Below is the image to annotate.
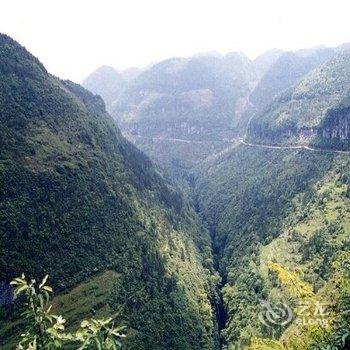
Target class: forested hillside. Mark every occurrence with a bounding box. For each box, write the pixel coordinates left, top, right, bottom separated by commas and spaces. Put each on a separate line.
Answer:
192, 45, 350, 349
194, 45, 350, 350
248, 50, 350, 149
0, 34, 218, 350
1, 31, 349, 350
82, 45, 345, 183
112, 52, 256, 140
249, 48, 336, 113
195, 144, 350, 349
83, 53, 257, 178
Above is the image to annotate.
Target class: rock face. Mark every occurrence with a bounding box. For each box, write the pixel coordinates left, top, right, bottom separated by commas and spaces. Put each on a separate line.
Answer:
247, 51, 350, 149
315, 105, 350, 149
321, 107, 350, 140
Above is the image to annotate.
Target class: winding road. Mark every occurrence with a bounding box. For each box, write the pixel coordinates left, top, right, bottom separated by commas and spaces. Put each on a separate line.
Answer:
132, 134, 350, 155
240, 139, 350, 155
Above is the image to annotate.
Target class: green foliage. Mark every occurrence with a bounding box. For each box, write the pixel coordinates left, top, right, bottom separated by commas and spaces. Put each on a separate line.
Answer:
309, 253, 350, 350
2, 32, 350, 350
10, 274, 125, 350
250, 49, 335, 113
194, 144, 350, 348
75, 318, 125, 350
0, 34, 216, 350
245, 337, 286, 350
267, 262, 314, 299
248, 51, 350, 149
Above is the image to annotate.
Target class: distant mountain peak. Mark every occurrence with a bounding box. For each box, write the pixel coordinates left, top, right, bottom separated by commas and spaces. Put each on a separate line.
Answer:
82, 65, 125, 109
192, 51, 223, 58
252, 48, 284, 79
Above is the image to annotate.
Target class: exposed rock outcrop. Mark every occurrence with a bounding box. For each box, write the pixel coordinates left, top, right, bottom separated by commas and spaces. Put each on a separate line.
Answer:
320, 106, 350, 140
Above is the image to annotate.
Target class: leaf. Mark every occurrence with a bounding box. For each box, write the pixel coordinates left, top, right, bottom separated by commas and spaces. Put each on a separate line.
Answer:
38, 294, 44, 309
14, 285, 28, 295
94, 337, 102, 350
81, 320, 90, 328
39, 275, 49, 289
42, 285, 53, 293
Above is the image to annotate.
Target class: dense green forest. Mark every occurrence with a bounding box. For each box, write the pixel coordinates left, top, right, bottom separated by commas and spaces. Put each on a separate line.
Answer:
1, 32, 349, 350
195, 144, 350, 349
0, 34, 218, 349
248, 51, 350, 148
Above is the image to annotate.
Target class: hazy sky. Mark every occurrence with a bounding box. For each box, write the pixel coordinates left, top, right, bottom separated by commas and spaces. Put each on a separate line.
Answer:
1, 0, 349, 82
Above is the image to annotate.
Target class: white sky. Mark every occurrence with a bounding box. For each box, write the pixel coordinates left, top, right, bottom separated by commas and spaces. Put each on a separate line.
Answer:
0, 0, 349, 82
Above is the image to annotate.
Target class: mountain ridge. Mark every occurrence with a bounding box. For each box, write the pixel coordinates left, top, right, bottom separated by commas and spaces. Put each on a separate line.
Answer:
0, 33, 218, 350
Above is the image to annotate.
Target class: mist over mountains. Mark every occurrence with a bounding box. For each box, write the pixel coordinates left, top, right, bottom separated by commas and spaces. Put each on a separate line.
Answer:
83, 43, 350, 176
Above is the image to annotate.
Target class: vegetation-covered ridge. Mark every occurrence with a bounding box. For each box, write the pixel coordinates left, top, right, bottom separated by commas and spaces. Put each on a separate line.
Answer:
247, 50, 350, 150
82, 44, 349, 186
0, 33, 219, 349
107, 52, 258, 178
1, 32, 350, 350
194, 143, 350, 349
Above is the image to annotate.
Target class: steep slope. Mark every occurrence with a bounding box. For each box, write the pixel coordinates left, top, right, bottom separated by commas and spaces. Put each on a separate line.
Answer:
247, 50, 350, 149
82, 65, 126, 109
193, 47, 350, 349
113, 53, 255, 140
0, 34, 218, 350
195, 143, 350, 349
109, 53, 256, 179
194, 47, 350, 350
249, 48, 336, 114
253, 49, 284, 80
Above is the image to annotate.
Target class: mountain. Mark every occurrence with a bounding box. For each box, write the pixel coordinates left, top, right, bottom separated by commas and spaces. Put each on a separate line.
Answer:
107, 53, 257, 180
82, 65, 126, 109
247, 50, 350, 149
194, 143, 350, 349
112, 53, 256, 140
121, 66, 142, 82
252, 48, 284, 80
0, 34, 218, 350
191, 46, 350, 349
222, 52, 258, 91
249, 47, 336, 114
3, 32, 349, 350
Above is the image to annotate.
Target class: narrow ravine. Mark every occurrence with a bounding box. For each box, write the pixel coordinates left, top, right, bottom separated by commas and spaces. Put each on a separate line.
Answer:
215, 281, 228, 349
206, 224, 229, 349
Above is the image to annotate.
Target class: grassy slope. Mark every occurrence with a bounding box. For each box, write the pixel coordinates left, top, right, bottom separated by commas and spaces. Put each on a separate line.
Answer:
0, 34, 217, 350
